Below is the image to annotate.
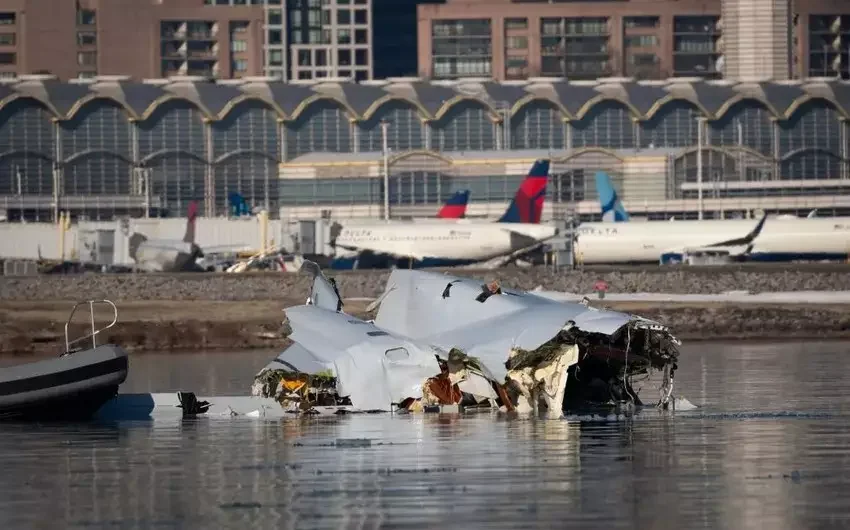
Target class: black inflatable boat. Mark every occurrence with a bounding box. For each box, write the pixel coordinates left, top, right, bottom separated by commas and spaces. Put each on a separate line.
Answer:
0, 300, 129, 421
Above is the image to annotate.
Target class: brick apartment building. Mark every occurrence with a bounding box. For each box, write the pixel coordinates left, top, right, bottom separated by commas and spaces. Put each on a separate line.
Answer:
416, 0, 850, 82
0, 0, 412, 81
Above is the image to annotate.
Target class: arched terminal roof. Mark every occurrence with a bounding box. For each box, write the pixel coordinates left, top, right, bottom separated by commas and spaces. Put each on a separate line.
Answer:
0, 74, 848, 122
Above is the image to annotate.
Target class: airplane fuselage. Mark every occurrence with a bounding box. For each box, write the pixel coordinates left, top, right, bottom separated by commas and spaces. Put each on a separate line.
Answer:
332, 222, 557, 269
574, 217, 850, 264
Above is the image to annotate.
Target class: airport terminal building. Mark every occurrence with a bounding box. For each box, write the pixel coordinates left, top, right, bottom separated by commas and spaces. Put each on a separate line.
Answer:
0, 74, 849, 222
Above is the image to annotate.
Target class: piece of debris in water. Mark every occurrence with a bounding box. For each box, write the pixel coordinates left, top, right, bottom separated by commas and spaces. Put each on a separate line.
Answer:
251, 368, 352, 412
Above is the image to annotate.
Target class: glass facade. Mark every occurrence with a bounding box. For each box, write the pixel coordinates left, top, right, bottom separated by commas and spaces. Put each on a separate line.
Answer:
0, 80, 847, 220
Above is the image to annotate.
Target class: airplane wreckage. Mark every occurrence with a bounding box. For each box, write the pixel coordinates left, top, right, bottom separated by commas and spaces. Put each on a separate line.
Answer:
250, 261, 683, 418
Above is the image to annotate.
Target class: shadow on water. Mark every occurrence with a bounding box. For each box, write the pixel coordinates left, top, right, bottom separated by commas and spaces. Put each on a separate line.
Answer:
1, 341, 850, 529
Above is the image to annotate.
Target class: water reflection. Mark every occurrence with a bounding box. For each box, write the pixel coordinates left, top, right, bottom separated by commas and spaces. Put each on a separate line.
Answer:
0, 341, 849, 529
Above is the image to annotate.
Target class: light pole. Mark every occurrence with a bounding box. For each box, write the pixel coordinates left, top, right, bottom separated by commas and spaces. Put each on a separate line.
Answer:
696, 117, 706, 220
380, 119, 390, 221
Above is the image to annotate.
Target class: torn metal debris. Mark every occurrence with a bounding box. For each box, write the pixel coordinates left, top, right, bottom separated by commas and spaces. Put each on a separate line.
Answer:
252, 261, 683, 416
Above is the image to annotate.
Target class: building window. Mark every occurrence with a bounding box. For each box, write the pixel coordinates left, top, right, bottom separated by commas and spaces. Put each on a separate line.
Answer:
77, 51, 96, 67
337, 9, 350, 25
506, 36, 527, 50
505, 57, 528, 80
316, 49, 327, 66
338, 29, 351, 44
354, 9, 367, 25
232, 59, 248, 72
0, 13, 15, 25
231, 39, 247, 52
77, 32, 96, 46
338, 49, 351, 66
355, 49, 368, 66
0, 71, 15, 79
808, 15, 850, 79
624, 35, 658, 48
0, 33, 14, 45
355, 29, 368, 44
431, 19, 492, 79
268, 9, 283, 26
672, 16, 720, 78
298, 49, 311, 66
78, 71, 97, 79
268, 29, 282, 44
625, 16, 659, 29
541, 17, 610, 79
269, 49, 283, 66
505, 18, 528, 31
77, 9, 96, 26
232, 21, 248, 33
0, 52, 15, 65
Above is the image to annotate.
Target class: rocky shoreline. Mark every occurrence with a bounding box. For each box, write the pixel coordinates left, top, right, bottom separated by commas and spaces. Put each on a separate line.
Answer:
1, 298, 848, 357
2, 265, 850, 302
2, 267, 850, 356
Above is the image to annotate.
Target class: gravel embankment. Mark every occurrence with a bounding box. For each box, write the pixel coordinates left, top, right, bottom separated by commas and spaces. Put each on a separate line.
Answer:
3, 267, 850, 355
2, 266, 850, 301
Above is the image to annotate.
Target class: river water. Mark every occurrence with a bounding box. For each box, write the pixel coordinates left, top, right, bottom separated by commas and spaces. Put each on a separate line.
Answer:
1, 341, 849, 529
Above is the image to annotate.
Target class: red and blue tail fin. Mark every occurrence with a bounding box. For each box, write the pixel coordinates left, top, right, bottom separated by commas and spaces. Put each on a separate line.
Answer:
497, 159, 550, 224
437, 189, 470, 219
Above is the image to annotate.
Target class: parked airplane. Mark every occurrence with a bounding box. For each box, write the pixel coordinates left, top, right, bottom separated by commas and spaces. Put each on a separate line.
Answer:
575, 173, 850, 264
128, 201, 206, 272
435, 189, 471, 219
330, 159, 555, 269
596, 171, 629, 222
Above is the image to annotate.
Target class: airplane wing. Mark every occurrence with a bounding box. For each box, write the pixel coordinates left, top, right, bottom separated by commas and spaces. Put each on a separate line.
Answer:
332, 239, 429, 261
201, 244, 253, 254
659, 213, 768, 262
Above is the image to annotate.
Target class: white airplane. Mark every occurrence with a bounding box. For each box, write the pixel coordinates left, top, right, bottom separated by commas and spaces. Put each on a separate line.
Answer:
574, 172, 850, 264
128, 202, 206, 272
329, 159, 556, 269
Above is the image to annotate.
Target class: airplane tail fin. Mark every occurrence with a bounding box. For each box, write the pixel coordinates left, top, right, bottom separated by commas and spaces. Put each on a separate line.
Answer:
436, 189, 470, 219
183, 201, 198, 243
596, 171, 630, 222
128, 233, 148, 261
229, 192, 251, 217
300, 260, 344, 312
497, 159, 550, 224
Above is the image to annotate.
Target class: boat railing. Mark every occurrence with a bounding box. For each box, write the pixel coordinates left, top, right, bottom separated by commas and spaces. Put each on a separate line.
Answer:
64, 300, 119, 353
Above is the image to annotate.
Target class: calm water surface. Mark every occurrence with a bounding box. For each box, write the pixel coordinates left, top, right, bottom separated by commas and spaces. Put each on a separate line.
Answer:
2, 341, 850, 529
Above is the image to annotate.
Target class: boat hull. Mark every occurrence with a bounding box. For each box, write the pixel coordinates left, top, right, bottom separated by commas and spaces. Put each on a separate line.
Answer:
0, 344, 129, 421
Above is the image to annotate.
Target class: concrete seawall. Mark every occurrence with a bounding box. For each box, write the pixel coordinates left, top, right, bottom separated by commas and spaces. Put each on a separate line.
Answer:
3, 266, 850, 301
